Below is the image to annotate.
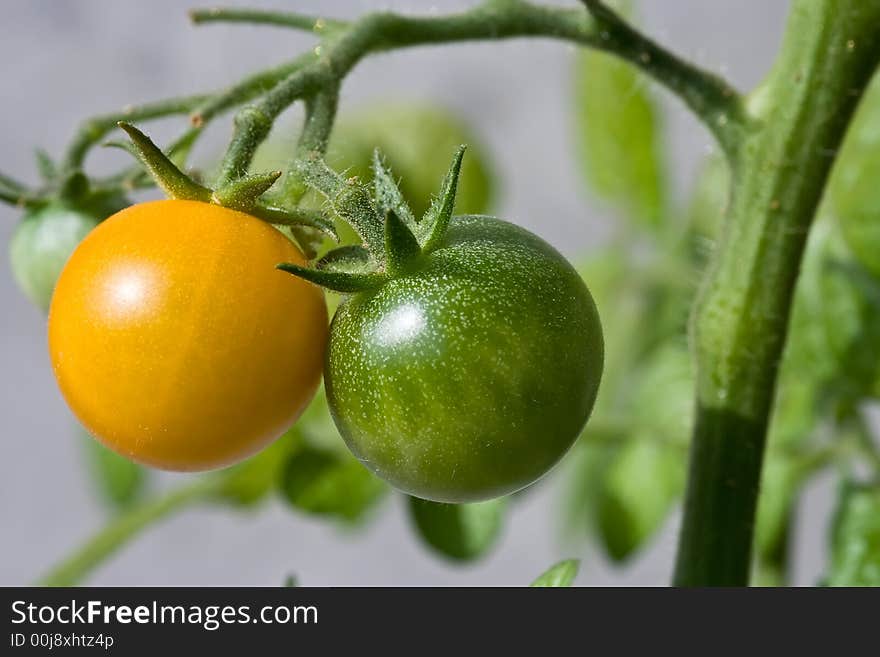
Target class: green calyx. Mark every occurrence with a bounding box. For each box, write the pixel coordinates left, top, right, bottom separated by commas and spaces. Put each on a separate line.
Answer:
277, 145, 467, 293
108, 122, 337, 240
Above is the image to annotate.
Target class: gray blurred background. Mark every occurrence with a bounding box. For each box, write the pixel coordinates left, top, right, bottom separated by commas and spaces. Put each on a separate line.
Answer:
2, 0, 832, 586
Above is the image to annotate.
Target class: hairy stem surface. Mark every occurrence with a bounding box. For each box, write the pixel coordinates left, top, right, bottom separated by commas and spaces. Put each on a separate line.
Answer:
675, 0, 880, 586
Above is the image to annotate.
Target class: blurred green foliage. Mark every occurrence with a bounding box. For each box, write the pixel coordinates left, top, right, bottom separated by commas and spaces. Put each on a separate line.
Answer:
827, 480, 880, 586
408, 497, 507, 561
565, 7, 880, 583
63, 30, 880, 585
573, 0, 666, 231
530, 559, 579, 587
81, 430, 147, 511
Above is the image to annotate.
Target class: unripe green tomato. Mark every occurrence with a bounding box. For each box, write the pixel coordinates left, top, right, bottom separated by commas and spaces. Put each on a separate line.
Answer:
325, 215, 604, 503
10, 204, 102, 311
829, 73, 880, 276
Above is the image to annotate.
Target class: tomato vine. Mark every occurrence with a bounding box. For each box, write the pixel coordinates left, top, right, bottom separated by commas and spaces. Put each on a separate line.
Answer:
3, 0, 880, 587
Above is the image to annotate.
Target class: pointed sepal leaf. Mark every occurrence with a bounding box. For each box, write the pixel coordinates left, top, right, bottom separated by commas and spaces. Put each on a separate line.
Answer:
372, 149, 416, 227
112, 122, 212, 202
421, 145, 466, 253
0, 170, 28, 194
530, 559, 580, 587
213, 170, 281, 210
277, 262, 385, 293
385, 210, 422, 276
59, 171, 91, 203
295, 156, 384, 259
252, 204, 338, 240
34, 149, 58, 182
0, 189, 43, 209
317, 245, 373, 273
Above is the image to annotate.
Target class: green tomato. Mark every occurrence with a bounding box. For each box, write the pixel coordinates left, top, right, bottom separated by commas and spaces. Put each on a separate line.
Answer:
9, 196, 126, 311
324, 215, 604, 503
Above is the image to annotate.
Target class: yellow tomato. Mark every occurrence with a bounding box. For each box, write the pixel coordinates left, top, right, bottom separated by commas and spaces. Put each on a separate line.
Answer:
48, 200, 327, 471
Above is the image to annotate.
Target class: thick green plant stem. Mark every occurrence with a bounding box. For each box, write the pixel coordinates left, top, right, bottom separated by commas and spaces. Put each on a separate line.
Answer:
214, 0, 744, 184
38, 478, 221, 586
675, 0, 880, 586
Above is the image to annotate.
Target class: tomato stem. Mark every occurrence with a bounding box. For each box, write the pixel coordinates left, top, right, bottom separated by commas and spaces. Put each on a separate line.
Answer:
189, 7, 349, 36
213, 0, 747, 189
61, 94, 210, 173
675, 0, 880, 586
277, 86, 340, 205
37, 477, 223, 587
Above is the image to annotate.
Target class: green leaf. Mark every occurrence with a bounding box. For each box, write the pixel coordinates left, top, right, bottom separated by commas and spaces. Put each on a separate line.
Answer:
561, 435, 621, 542
276, 262, 386, 294
421, 145, 466, 252
629, 345, 694, 441
530, 559, 580, 587
788, 219, 880, 400
408, 496, 506, 562
829, 72, 880, 277
752, 456, 799, 566
573, 6, 666, 231
280, 445, 388, 524
81, 432, 147, 511
384, 210, 422, 276
826, 480, 880, 586
595, 439, 684, 562
216, 429, 301, 507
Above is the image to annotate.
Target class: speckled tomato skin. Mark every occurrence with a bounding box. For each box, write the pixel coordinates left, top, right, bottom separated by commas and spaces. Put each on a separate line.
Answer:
325, 215, 604, 502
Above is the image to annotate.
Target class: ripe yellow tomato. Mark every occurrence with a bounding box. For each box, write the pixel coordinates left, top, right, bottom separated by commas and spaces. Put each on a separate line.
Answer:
48, 200, 327, 471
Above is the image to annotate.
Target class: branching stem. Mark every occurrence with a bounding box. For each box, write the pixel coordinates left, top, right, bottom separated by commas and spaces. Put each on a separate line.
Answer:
61, 94, 211, 172
213, 0, 746, 184
675, 0, 880, 586
190, 7, 349, 35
